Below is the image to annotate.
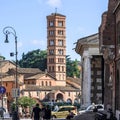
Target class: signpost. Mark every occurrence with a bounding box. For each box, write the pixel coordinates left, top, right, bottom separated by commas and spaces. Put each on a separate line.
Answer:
0, 86, 6, 94
11, 88, 20, 98
0, 86, 6, 120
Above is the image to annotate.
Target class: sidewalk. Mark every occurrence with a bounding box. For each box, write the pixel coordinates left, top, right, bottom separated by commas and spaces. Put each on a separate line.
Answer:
0, 118, 32, 120
74, 112, 96, 120
20, 118, 32, 120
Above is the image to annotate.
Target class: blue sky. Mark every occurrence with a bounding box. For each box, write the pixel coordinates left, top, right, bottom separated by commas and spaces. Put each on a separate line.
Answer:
0, 0, 108, 61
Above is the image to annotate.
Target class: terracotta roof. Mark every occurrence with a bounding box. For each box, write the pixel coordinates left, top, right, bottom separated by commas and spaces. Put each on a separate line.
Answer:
23, 85, 80, 92
47, 13, 66, 17
66, 77, 81, 85
0, 60, 16, 68
18, 68, 43, 74
25, 72, 56, 80
1, 75, 15, 82
25, 73, 45, 80
77, 33, 99, 44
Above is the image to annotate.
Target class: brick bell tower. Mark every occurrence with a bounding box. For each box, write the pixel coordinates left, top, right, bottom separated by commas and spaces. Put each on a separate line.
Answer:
46, 13, 66, 86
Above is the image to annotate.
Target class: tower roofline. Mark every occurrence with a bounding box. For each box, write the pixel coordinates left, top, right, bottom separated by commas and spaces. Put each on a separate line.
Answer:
47, 13, 66, 17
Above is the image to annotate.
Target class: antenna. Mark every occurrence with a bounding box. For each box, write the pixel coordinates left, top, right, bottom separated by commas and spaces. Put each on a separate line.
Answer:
55, 8, 57, 13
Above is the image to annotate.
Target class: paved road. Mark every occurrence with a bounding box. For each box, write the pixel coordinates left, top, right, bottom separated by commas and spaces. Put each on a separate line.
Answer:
74, 112, 95, 120
0, 118, 66, 120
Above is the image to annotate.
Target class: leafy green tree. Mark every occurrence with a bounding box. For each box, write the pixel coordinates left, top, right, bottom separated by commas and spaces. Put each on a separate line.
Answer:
18, 49, 80, 78
18, 96, 36, 108
66, 55, 80, 78
0, 56, 5, 60
18, 49, 47, 71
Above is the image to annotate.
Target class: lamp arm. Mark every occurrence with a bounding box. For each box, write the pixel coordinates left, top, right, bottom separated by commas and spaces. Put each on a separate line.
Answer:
3, 26, 16, 37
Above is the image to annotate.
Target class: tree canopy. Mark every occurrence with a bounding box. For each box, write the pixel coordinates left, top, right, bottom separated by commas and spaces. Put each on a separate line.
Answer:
66, 55, 80, 78
18, 96, 36, 108
18, 49, 47, 71
18, 49, 80, 78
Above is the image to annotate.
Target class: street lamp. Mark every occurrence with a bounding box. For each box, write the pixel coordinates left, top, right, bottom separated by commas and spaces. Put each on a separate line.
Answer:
3, 26, 19, 119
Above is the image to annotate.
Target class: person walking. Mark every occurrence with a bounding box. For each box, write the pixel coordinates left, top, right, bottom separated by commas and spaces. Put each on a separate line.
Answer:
44, 105, 51, 120
66, 110, 74, 120
31, 103, 41, 120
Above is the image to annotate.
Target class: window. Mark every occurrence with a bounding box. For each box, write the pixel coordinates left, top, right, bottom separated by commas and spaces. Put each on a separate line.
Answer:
58, 30, 63, 35
58, 49, 63, 55
62, 74, 64, 80
97, 71, 101, 75
49, 81, 51, 86
6, 92, 8, 97
118, 35, 120, 45
46, 81, 48, 86
49, 66, 51, 72
49, 21, 54, 26
50, 40, 54, 46
58, 66, 60, 71
52, 66, 54, 71
58, 21, 63, 27
68, 92, 70, 96
49, 49, 54, 55
58, 58, 64, 63
37, 91, 39, 96
42, 81, 44, 86
59, 108, 66, 112
49, 58, 54, 63
59, 74, 61, 80
58, 40, 63, 46
62, 66, 64, 71
49, 30, 54, 35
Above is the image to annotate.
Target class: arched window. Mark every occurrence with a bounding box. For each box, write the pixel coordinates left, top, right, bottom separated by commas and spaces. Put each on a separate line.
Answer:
49, 81, 51, 86
42, 81, 44, 86
46, 81, 48, 86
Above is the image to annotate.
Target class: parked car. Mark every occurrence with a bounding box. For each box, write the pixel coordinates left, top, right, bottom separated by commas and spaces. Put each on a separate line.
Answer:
51, 105, 77, 118
78, 104, 104, 114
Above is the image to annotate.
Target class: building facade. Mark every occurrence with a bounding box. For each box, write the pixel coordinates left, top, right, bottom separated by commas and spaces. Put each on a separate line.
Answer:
99, 0, 120, 119
0, 13, 81, 112
47, 13, 66, 86
75, 33, 104, 107
114, 1, 120, 118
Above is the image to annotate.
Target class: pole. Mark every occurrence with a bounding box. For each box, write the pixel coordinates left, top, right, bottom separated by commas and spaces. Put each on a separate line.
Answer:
0, 65, 4, 120
3, 26, 19, 120
15, 35, 18, 114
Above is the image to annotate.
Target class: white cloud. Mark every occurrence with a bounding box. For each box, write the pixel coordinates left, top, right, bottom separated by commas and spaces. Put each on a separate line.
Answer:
31, 39, 46, 46
46, 0, 61, 8
18, 41, 23, 48
37, 0, 43, 4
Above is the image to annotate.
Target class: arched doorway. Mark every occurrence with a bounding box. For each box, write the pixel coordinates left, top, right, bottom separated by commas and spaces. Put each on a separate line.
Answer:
56, 93, 63, 102
67, 98, 72, 104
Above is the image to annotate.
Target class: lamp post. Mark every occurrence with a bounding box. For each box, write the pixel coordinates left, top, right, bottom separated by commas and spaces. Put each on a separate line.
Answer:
3, 26, 19, 119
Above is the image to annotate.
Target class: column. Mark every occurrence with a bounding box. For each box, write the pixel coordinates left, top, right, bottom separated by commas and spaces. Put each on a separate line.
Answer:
82, 55, 91, 107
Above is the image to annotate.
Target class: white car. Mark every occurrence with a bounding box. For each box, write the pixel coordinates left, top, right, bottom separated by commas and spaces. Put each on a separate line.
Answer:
79, 104, 104, 114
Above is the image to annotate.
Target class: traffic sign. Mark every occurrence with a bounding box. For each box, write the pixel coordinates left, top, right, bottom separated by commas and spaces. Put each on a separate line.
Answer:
11, 88, 20, 98
0, 86, 6, 94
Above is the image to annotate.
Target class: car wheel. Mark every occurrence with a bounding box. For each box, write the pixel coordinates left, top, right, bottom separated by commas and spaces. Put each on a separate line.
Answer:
51, 115, 56, 119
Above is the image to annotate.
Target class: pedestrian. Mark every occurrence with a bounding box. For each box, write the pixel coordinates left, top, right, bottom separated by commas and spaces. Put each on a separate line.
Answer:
66, 110, 74, 120
31, 103, 41, 120
40, 104, 45, 120
54, 105, 59, 111
44, 105, 51, 120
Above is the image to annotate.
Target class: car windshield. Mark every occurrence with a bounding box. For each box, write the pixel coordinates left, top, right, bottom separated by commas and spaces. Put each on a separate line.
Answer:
87, 106, 94, 111
79, 106, 87, 111
53, 108, 59, 112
